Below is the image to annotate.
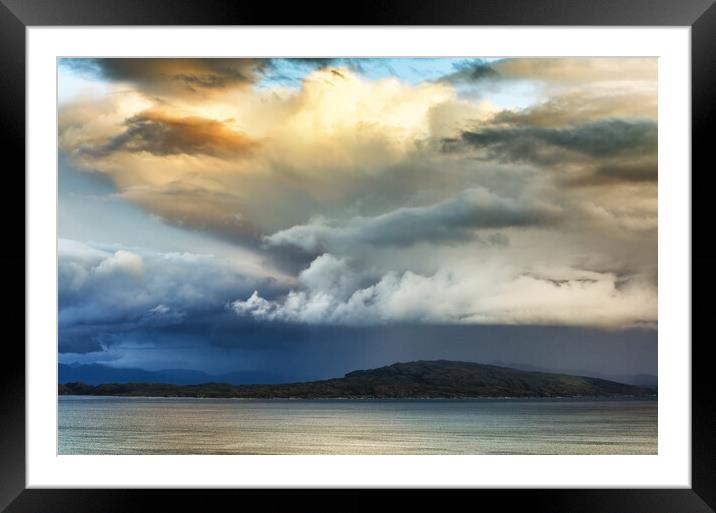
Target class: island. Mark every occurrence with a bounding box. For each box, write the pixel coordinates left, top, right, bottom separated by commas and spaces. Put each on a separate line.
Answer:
58, 360, 656, 399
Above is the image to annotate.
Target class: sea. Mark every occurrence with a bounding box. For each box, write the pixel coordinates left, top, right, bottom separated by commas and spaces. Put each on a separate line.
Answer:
58, 396, 657, 455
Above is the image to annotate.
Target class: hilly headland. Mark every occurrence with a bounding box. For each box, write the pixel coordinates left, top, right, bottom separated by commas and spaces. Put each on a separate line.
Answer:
58, 360, 655, 399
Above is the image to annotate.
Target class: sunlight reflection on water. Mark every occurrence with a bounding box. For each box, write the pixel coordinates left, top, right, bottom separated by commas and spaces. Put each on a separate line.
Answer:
58, 397, 657, 455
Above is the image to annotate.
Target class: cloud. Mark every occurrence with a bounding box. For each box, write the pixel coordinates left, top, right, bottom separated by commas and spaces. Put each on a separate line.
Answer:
437, 58, 657, 86
451, 119, 657, 164
296, 254, 365, 299
490, 58, 657, 84
93, 249, 144, 277
576, 201, 658, 233
493, 89, 658, 128
58, 239, 283, 353
570, 159, 657, 186
435, 58, 658, 191
58, 58, 659, 334
265, 188, 559, 252
141, 304, 186, 326
443, 119, 658, 190
62, 65, 458, 172
232, 254, 657, 329
62, 58, 269, 94
116, 182, 262, 245
438, 60, 499, 83
82, 109, 257, 158
59, 67, 470, 248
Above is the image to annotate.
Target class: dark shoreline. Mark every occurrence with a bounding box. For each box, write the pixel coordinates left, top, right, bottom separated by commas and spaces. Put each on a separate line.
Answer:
58, 360, 656, 400
59, 394, 658, 401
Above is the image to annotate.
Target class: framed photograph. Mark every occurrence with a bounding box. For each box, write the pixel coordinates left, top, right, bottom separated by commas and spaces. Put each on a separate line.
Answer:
3, 0, 714, 510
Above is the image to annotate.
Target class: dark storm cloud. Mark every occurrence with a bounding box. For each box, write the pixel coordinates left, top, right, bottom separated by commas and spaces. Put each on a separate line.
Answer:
593, 160, 657, 183
57, 239, 288, 354
454, 119, 656, 160
565, 159, 658, 187
260, 243, 319, 277
58, 329, 105, 354
265, 188, 560, 252
437, 59, 499, 83
62, 58, 270, 92
444, 120, 657, 179
82, 110, 257, 158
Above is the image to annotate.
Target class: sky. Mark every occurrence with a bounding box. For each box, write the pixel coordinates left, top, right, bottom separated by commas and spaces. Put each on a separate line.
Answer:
57, 57, 658, 382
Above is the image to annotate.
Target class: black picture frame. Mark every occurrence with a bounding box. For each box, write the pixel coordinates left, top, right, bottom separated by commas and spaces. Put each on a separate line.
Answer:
2, 0, 714, 511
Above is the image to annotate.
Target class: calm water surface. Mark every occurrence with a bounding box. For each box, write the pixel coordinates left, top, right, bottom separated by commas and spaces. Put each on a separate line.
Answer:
58, 396, 657, 455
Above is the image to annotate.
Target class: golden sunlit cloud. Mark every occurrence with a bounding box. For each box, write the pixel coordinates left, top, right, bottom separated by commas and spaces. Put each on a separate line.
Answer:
59, 57, 658, 328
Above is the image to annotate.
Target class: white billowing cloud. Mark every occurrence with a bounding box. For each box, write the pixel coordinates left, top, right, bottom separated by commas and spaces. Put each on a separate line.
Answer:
231, 254, 656, 329
264, 188, 560, 253
94, 249, 144, 278
297, 254, 364, 300
233, 254, 367, 324
263, 68, 455, 169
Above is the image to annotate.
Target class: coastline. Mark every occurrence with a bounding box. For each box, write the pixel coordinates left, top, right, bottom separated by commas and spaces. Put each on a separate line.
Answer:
59, 393, 658, 401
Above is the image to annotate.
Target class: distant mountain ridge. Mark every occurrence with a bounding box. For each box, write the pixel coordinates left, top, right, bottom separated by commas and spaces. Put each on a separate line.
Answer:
59, 360, 655, 399
58, 363, 286, 386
